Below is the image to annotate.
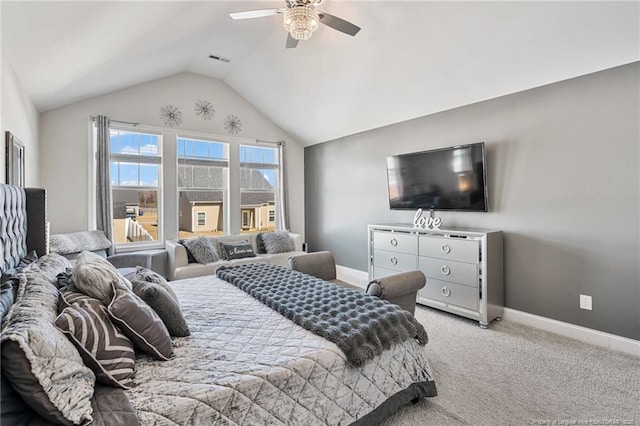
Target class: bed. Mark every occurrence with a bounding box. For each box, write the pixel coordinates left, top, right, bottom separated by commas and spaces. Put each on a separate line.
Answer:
0, 184, 437, 425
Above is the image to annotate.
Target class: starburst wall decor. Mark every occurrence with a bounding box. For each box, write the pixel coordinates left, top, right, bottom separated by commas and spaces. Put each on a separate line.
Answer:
194, 100, 215, 120
159, 105, 183, 127
224, 114, 242, 135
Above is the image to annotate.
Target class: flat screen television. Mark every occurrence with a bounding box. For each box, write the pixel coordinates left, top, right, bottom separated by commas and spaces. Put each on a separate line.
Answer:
387, 142, 488, 211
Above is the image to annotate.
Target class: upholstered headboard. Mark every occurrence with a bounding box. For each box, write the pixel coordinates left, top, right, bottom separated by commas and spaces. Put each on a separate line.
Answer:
0, 184, 47, 273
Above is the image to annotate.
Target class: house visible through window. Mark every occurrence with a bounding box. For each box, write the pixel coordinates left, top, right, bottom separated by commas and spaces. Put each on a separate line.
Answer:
240, 144, 279, 234
178, 136, 228, 238
94, 127, 284, 245
109, 128, 162, 246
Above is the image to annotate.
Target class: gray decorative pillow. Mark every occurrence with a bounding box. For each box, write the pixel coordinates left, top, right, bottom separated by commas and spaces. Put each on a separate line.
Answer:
108, 283, 173, 360
133, 266, 177, 302
72, 251, 132, 305
0, 253, 95, 426
132, 279, 190, 337
261, 232, 295, 254
49, 230, 112, 255
178, 239, 198, 264
180, 236, 219, 264
256, 233, 267, 254
219, 241, 256, 260
56, 291, 135, 389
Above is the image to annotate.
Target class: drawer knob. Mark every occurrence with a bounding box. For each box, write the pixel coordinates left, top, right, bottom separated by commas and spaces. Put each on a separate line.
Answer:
390, 256, 398, 265
441, 265, 451, 275
441, 244, 451, 254
390, 238, 398, 247
441, 287, 451, 297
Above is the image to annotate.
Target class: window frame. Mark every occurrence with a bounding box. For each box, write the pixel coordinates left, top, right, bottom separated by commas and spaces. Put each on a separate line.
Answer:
90, 120, 286, 250
239, 143, 280, 234
109, 125, 164, 250
196, 211, 206, 227
177, 134, 230, 238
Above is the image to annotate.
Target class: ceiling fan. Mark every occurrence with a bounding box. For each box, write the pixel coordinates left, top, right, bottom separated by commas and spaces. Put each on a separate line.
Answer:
229, 0, 361, 49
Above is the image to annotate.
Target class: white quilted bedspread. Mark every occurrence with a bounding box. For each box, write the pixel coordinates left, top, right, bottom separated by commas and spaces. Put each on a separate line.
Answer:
125, 275, 434, 425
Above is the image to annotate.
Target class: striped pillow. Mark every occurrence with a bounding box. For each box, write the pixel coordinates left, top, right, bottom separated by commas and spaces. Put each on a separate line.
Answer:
55, 292, 135, 389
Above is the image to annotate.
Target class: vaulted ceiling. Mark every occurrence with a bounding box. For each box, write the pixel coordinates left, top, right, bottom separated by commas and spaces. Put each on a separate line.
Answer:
2, 1, 639, 146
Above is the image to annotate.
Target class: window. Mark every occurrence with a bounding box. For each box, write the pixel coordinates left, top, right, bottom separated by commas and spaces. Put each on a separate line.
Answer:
177, 137, 228, 238
109, 128, 162, 246
239, 144, 279, 234
197, 211, 206, 227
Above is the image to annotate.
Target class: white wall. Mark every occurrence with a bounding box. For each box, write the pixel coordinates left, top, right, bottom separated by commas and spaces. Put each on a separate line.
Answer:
1, 56, 39, 186
39, 72, 304, 237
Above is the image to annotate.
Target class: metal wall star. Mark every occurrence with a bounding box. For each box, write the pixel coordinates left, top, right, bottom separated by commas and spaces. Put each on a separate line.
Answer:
194, 100, 215, 120
159, 105, 183, 127
224, 114, 242, 135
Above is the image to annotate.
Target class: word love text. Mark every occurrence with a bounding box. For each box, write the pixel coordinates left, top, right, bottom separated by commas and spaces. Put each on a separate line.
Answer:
413, 209, 442, 230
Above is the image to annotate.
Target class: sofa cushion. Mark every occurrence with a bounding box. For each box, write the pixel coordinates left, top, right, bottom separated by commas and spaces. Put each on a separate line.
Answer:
180, 236, 219, 264
261, 231, 295, 254
219, 241, 256, 260
56, 291, 135, 389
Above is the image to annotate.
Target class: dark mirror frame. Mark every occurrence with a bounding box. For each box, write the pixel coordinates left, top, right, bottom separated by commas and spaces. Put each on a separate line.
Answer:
5, 131, 25, 187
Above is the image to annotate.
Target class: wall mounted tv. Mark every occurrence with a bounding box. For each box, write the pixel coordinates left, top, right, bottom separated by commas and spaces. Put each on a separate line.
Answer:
387, 142, 488, 212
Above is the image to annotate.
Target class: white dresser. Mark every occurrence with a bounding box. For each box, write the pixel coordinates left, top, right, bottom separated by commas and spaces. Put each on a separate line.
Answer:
368, 224, 504, 328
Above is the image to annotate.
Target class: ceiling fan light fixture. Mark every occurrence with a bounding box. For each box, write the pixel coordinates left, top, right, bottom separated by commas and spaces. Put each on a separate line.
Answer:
283, 5, 319, 40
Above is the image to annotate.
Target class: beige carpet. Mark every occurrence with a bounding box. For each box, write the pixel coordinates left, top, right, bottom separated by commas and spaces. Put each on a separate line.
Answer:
382, 306, 640, 425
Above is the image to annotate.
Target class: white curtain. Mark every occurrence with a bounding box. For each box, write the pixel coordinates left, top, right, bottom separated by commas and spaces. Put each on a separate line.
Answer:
95, 115, 114, 255
276, 141, 290, 231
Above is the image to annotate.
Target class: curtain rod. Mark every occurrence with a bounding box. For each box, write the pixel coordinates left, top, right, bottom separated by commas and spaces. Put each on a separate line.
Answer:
255, 139, 285, 146
89, 116, 139, 127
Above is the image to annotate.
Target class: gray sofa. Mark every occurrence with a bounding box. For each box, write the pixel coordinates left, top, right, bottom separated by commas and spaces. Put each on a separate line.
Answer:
166, 232, 305, 281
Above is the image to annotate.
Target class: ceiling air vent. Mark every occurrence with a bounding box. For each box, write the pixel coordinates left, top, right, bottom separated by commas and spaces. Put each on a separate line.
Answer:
209, 54, 230, 63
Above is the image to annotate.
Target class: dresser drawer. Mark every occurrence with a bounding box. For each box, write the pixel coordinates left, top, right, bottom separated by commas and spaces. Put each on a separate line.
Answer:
419, 236, 479, 263
373, 232, 417, 254
373, 249, 417, 272
420, 279, 479, 311
419, 257, 478, 287
372, 266, 401, 280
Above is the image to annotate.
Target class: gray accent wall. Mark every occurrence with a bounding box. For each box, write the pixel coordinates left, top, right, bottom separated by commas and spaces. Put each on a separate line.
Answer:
304, 62, 639, 340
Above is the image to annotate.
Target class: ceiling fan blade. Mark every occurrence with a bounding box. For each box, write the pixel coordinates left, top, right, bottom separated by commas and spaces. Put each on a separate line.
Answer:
286, 34, 299, 49
318, 12, 361, 36
229, 9, 282, 20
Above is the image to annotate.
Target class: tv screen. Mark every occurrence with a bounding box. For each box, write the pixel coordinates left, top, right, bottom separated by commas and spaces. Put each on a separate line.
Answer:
387, 142, 488, 211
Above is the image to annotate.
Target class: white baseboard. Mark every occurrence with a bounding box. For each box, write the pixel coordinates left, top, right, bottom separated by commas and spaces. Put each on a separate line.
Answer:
336, 265, 369, 289
336, 266, 640, 358
503, 308, 640, 358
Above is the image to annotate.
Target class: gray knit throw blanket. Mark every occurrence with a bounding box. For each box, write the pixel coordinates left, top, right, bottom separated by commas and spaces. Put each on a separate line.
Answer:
216, 263, 428, 366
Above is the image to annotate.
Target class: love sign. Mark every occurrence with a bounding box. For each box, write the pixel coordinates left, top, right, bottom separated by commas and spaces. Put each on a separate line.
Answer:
413, 208, 442, 230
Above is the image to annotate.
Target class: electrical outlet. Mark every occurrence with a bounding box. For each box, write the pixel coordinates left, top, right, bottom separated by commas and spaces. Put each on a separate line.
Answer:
579, 294, 592, 311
